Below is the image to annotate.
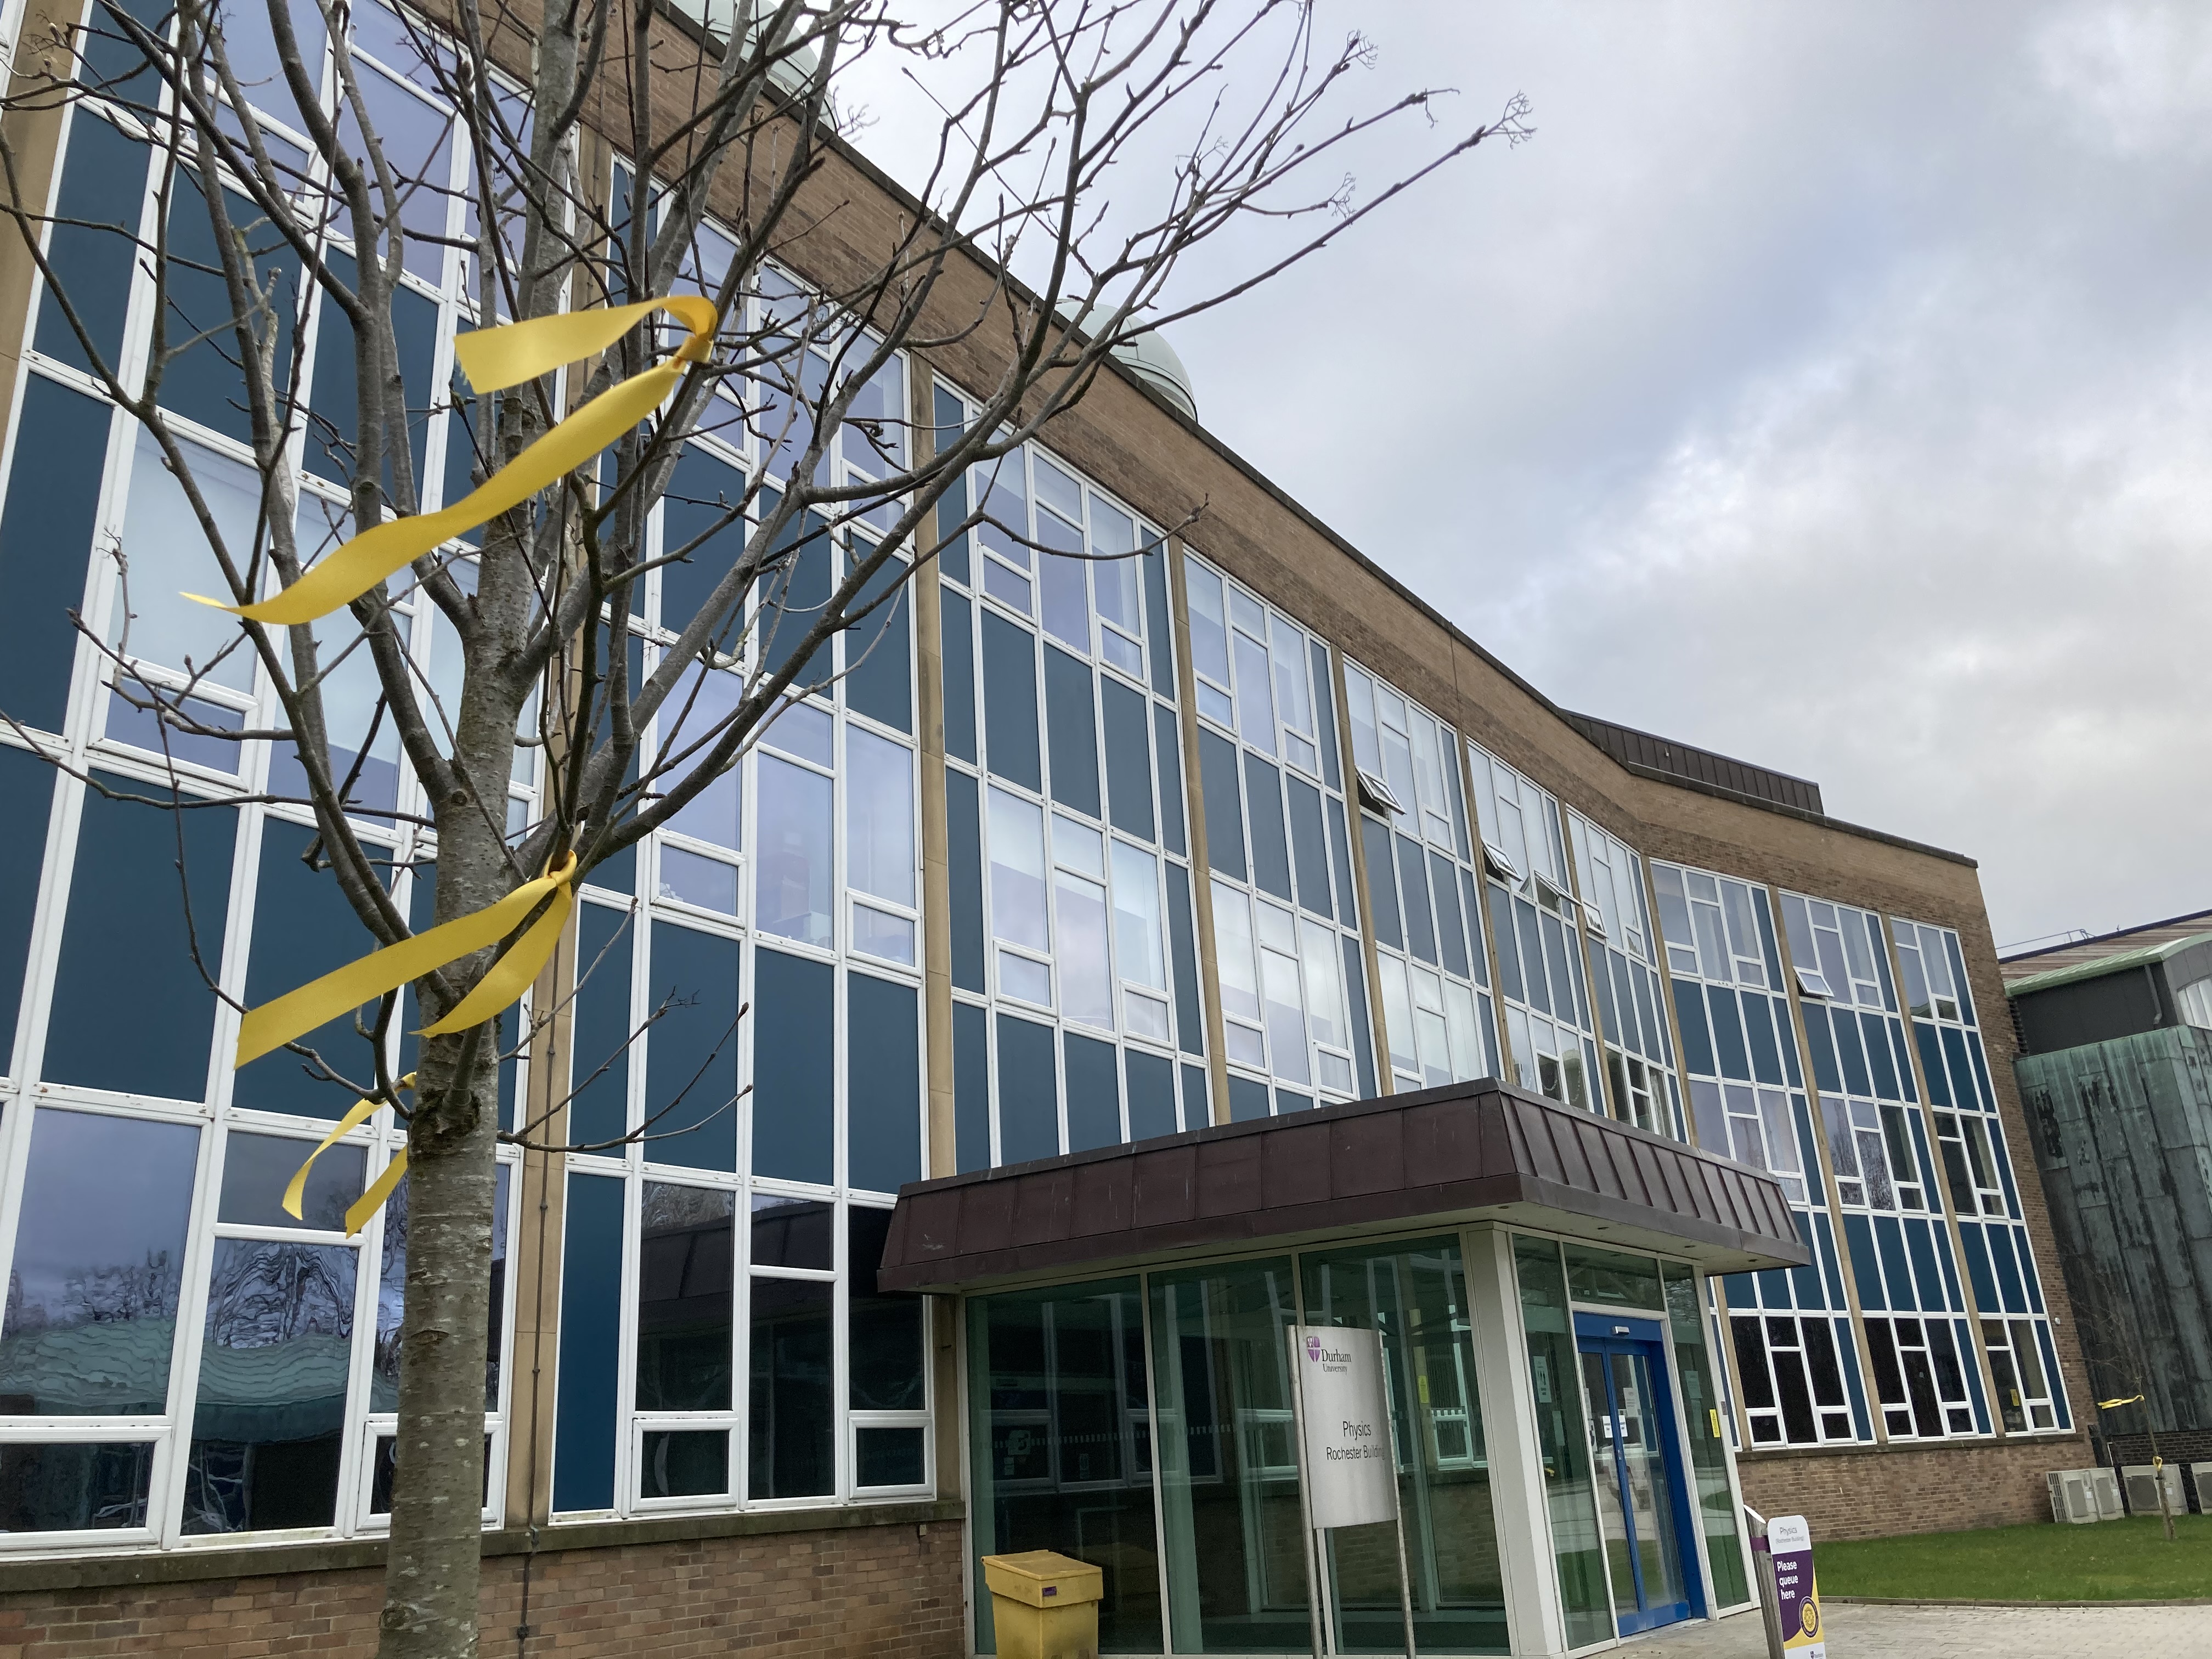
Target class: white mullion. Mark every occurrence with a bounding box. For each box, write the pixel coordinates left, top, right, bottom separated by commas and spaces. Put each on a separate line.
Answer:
611, 1159, 642, 1514
152, 1092, 228, 1547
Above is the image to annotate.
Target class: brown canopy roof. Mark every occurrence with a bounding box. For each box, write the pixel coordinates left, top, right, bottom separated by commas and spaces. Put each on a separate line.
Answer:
878, 1078, 1808, 1293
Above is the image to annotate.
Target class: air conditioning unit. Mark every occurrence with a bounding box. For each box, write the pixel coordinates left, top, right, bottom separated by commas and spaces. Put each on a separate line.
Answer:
2087, 1467, 2125, 1520
2046, 1470, 2100, 1524
2121, 1463, 2187, 1517
2192, 1463, 2212, 1515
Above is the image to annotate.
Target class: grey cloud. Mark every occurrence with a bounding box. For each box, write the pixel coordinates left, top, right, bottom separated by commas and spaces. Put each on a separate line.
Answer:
850, 2, 2212, 946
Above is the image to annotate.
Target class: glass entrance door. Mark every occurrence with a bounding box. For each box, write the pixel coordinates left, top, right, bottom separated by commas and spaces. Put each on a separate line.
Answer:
1575, 1314, 1699, 1635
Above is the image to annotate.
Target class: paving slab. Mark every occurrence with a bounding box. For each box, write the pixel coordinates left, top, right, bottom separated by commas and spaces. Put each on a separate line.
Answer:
1613, 1600, 2205, 1658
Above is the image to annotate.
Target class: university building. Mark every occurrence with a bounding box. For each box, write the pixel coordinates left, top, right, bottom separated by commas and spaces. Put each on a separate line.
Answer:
0, 0, 2092, 1652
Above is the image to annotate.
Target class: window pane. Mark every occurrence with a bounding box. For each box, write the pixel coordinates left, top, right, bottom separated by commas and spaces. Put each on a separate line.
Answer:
218, 1132, 364, 1232
640, 1430, 728, 1499
846, 726, 915, 907
848, 972, 921, 1192
0, 1109, 197, 1414
0, 1443, 154, 1532
849, 1207, 924, 1412
45, 777, 234, 1102
749, 1277, 833, 1498
1211, 880, 1261, 1025
751, 950, 834, 1185
751, 1196, 833, 1269
1185, 564, 1229, 686
183, 1239, 356, 1534
636, 1184, 735, 1412
553, 1172, 624, 1511
755, 754, 833, 947
1110, 842, 1165, 991
1233, 633, 1276, 755
856, 1426, 924, 1488
646, 922, 742, 1172
1056, 871, 1113, 1031
1262, 949, 1310, 1085
987, 787, 1049, 951
658, 844, 738, 915
663, 665, 743, 850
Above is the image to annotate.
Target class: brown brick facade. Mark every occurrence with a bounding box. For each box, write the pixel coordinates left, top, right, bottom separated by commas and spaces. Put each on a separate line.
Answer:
0, 1508, 966, 1659
1736, 1436, 2090, 1541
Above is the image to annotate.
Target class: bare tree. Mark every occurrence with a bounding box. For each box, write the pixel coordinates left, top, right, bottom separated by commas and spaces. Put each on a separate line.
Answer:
0, 0, 1527, 1650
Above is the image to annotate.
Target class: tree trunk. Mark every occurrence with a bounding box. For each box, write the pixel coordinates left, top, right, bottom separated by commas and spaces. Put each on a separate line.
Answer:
380, 1036, 501, 1657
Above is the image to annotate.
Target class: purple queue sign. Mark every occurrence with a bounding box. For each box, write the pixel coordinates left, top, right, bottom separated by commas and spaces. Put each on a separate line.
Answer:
1767, 1514, 1825, 1658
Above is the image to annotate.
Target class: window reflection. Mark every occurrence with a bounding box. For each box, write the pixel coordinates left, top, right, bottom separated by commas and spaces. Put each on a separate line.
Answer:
748, 1277, 832, 1499
373, 1165, 510, 1414
0, 1110, 198, 1416
0, 1442, 153, 1532
183, 1239, 357, 1534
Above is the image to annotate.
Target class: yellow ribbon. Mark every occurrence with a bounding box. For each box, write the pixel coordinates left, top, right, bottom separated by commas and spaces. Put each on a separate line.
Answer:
190, 295, 720, 625
234, 852, 577, 1068
283, 1074, 413, 1236
2098, 1393, 2146, 1409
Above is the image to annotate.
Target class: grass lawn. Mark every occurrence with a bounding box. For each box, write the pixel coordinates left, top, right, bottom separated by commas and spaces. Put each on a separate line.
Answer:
1814, 1513, 2212, 1602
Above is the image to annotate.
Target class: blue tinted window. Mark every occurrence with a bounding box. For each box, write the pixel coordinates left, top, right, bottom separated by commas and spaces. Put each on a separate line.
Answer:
1228, 1076, 1269, 1122
996, 1014, 1059, 1165
941, 590, 977, 763
946, 770, 986, 994
1144, 550, 1176, 699
1671, 981, 1713, 1077
1743, 995, 1784, 1085
980, 612, 1040, 792
1043, 647, 1099, 818
0, 379, 109, 733
661, 445, 747, 636
645, 921, 741, 1172
1101, 678, 1154, 843
752, 949, 833, 1184
758, 509, 834, 695
1344, 935, 1377, 1098
162, 173, 301, 446
569, 902, 635, 1148
1430, 853, 1468, 978
1310, 640, 1340, 791
1396, 837, 1436, 965
1706, 986, 1749, 1081
0, 743, 54, 1066
307, 249, 431, 484
1286, 777, 1330, 921
1126, 1048, 1176, 1141
749, 1277, 833, 1498
1243, 754, 1291, 902
1486, 887, 1519, 1002
844, 553, 913, 735
554, 1171, 625, 1511
848, 972, 920, 1192
46, 776, 234, 1101
933, 388, 970, 585
1165, 865, 1203, 1058
1154, 706, 1186, 856
1328, 799, 1359, 928
1182, 1062, 1212, 1127
32, 114, 145, 373
236, 819, 388, 1120
1199, 731, 1244, 880
1064, 1032, 1120, 1153
953, 1001, 990, 1173
0, 1108, 197, 1414
1513, 900, 1548, 1015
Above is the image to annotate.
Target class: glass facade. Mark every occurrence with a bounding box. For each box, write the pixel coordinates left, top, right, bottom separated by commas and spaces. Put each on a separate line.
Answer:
0, 0, 2070, 1596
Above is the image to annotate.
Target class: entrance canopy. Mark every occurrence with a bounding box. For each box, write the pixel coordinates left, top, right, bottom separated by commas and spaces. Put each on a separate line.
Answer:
878, 1079, 1808, 1293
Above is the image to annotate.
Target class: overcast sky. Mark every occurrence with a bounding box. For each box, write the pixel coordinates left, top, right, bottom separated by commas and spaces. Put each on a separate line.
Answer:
847, 2, 2212, 952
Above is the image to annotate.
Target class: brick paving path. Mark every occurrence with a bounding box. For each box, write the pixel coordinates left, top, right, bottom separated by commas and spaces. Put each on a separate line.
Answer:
1615, 1600, 2206, 1657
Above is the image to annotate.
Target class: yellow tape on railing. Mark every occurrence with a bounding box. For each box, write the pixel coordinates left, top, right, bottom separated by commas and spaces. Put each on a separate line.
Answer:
188, 295, 720, 626
234, 853, 576, 1068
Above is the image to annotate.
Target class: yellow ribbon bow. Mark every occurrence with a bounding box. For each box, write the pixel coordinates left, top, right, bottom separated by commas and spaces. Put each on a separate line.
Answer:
236, 852, 578, 1069
283, 1074, 414, 1237
192, 294, 720, 625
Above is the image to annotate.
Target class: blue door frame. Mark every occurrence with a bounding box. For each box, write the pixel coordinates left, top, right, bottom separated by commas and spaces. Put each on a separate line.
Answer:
1575, 1312, 1706, 1636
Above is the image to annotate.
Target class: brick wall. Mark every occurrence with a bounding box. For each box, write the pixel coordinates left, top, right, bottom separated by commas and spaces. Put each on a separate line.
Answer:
0, 1509, 966, 1659
1736, 1436, 2090, 1541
